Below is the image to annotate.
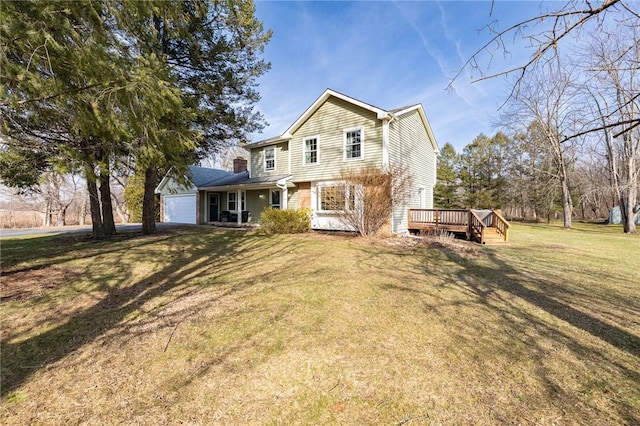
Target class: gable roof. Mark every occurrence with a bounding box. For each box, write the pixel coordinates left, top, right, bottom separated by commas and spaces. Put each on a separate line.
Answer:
155, 165, 232, 194
188, 166, 232, 187
391, 104, 440, 153
283, 89, 392, 138
249, 88, 439, 152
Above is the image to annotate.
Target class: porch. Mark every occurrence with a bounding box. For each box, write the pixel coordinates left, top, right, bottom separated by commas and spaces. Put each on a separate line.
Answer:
408, 209, 510, 244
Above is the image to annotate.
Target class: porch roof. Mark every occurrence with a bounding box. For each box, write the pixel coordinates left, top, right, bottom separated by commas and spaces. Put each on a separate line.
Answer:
199, 172, 294, 191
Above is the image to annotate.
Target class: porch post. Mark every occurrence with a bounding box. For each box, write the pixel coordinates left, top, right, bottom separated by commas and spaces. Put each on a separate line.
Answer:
237, 189, 242, 225
282, 186, 288, 209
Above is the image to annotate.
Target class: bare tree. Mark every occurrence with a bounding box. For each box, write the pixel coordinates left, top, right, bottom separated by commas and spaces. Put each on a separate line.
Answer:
502, 63, 580, 228
200, 144, 249, 171
337, 166, 414, 237
581, 24, 639, 232
1, 172, 84, 227
573, 150, 615, 220
453, 0, 639, 137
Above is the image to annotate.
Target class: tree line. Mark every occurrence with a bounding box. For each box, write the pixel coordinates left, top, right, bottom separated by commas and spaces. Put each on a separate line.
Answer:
1, 0, 270, 237
435, 122, 638, 230
443, 1, 639, 233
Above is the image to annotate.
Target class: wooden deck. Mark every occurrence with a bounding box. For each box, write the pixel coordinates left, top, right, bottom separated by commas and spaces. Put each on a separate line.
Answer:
408, 209, 510, 244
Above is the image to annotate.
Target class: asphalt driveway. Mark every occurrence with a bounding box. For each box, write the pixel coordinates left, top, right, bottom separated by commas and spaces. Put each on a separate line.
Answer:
0, 223, 191, 238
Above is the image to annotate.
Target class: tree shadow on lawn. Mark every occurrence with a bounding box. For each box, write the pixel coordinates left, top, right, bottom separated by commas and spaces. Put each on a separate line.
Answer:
0, 229, 291, 397
359, 237, 639, 423
1, 231, 175, 274
429, 246, 640, 423
450, 248, 640, 358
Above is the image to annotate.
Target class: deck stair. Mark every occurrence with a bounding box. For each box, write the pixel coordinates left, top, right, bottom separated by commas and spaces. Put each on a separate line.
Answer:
481, 227, 509, 245
408, 208, 510, 244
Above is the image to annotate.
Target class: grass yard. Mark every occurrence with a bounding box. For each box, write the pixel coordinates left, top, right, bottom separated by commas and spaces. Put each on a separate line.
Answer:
1, 223, 639, 425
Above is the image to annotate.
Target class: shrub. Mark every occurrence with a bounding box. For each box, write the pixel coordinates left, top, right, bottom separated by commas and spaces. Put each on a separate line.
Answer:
123, 173, 160, 223
338, 165, 414, 237
259, 208, 311, 234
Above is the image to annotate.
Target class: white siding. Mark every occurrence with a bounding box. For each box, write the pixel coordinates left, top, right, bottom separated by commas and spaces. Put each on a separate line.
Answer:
388, 109, 437, 234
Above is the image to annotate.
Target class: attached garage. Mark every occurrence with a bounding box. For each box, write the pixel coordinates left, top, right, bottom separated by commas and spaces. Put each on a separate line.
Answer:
163, 194, 196, 224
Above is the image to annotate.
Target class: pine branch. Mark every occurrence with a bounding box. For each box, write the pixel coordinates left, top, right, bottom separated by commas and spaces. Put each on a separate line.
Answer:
0, 83, 105, 107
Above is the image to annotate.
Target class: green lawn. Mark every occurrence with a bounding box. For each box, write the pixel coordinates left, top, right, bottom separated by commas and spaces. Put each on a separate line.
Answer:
1, 223, 638, 425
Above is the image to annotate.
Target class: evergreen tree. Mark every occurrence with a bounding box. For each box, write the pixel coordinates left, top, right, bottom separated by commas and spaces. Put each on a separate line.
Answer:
110, 0, 272, 234
1, 0, 125, 237
434, 143, 462, 208
1, 1, 271, 236
456, 133, 510, 209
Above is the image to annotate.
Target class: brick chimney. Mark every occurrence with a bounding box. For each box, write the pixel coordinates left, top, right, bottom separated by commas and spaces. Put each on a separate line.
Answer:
233, 157, 248, 174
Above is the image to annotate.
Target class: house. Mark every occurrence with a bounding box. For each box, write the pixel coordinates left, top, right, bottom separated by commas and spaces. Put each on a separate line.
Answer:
156, 89, 440, 234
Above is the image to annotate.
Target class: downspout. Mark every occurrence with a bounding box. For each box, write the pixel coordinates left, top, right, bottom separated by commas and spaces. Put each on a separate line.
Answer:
381, 113, 398, 233
380, 113, 396, 170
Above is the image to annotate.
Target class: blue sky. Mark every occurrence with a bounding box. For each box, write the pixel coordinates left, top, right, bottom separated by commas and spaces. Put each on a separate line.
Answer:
251, 0, 555, 152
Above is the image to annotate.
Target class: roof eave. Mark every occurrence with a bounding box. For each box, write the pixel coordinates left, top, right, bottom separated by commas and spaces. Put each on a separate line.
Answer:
247, 135, 291, 149
199, 181, 295, 191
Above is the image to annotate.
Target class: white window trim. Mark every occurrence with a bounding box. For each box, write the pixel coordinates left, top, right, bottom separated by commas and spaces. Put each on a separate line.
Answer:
303, 136, 320, 166
227, 191, 237, 212
227, 191, 246, 212
314, 181, 357, 213
343, 126, 364, 161
264, 146, 276, 172
417, 186, 426, 209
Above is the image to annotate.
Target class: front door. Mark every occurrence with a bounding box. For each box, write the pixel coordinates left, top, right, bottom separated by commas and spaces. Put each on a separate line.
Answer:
208, 193, 219, 221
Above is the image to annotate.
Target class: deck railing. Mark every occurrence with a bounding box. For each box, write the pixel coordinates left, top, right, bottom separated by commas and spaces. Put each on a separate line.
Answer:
468, 210, 486, 244
408, 208, 509, 243
491, 210, 510, 241
408, 209, 468, 227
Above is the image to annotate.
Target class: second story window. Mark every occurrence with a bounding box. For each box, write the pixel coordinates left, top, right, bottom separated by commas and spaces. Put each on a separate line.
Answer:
344, 128, 363, 160
304, 137, 318, 165
264, 147, 275, 171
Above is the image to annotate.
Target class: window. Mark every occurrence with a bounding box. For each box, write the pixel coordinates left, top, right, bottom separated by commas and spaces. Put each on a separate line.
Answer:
228, 192, 236, 211
304, 137, 318, 165
344, 128, 363, 160
270, 189, 281, 209
227, 191, 245, 211
264, 147, 275, 171
317, 184, 356, 212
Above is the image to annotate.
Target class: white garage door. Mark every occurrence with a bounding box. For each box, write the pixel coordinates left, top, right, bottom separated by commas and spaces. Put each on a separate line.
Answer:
163, 194, 196, 224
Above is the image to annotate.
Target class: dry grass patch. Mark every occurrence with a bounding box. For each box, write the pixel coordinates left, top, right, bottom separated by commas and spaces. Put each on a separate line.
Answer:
1, 266, 82, 302
1, 224, 638, 425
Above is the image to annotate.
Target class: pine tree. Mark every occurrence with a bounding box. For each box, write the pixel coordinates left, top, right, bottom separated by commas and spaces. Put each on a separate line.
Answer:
434, 143, 462, 208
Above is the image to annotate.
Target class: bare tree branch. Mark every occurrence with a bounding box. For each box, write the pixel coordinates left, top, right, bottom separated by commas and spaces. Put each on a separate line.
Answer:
561, 118, 640, 143
449, 0, 623, 96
